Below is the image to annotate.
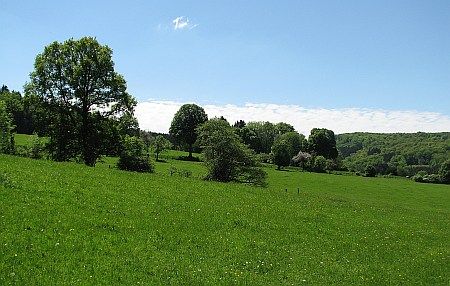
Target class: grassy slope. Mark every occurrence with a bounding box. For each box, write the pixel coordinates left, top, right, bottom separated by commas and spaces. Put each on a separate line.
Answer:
0, 155, 449, 285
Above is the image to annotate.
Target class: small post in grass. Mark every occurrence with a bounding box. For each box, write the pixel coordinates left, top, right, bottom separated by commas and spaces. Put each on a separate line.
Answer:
285, 188, 287, 193
297, 188, 299, 194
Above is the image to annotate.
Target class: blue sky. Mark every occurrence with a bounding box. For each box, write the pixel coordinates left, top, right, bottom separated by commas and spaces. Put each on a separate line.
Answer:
1, 0, 449, 133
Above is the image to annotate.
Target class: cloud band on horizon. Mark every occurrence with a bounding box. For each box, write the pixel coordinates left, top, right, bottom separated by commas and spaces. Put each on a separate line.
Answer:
135, 100, 450, 135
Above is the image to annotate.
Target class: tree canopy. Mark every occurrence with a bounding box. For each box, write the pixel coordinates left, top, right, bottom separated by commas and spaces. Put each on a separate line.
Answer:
308, 128, 338, 159
26, 37, 136, 166
169, 104, 208, 159
337, 132, 450, 178
271, 139, 291, 170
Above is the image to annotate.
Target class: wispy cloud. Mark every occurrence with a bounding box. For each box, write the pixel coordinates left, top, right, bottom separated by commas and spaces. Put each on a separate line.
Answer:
172, 16, 198, 30
135, 100, 450, 135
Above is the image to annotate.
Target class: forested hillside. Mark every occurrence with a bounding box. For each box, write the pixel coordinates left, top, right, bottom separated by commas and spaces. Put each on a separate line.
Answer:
336, 132, 449, 178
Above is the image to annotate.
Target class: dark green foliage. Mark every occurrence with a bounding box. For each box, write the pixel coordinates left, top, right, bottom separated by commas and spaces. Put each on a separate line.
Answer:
233, 119, 246, 129
412, 171, 428, 183
271, 139, 291, 170
21, 91, 53, 136
313, 155, 327, 173
325, 159, 337, 171
0, 100, 15, 154
308, 128, 338, 159
438, 160, 450, 183
169, 104, 208, 158
412, 171, 442, 184
218, 115, 228, 123
117, 135, 153, 172
277, 131, 306, 158
364, 164, 377, 177
197, 118, 266, 185
237, 121, 279, 154
337, 132, 450, 179
0, 88, 26, 133
28, 134, 46, 159
27, 37, 137, 166
247, 121, 276, 154
255, 152, 272, 164
337, 140, 363, 157
367, 146, 381, 155
274, 122, 295, 135
140, 130, 154, 152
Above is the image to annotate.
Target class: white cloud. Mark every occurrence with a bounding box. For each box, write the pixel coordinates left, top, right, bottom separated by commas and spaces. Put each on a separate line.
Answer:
135, 100, 450, 135
172, 16, 198, 30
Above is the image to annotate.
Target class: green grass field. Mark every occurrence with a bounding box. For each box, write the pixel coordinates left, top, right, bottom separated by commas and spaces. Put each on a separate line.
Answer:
0, 154, 449, 284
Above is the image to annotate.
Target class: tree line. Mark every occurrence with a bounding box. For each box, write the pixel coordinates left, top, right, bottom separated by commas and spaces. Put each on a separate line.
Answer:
336, 132, 449, 183
1, 37, 448, 185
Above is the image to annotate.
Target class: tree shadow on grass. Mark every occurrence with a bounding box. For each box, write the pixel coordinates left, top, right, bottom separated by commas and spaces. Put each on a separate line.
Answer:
276, 168, 293, 172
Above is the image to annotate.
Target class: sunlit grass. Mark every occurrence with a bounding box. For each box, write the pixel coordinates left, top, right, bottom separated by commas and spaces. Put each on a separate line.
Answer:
0, 154, 448, 284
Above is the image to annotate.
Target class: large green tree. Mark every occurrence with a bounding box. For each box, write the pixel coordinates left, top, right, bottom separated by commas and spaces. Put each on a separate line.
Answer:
0, 87, 31, 134
274, 122, 295, 135
242, 121, 277, 154
169, 104, 208, 159
26, 37, 136, 166
271, 139, 291, 170
308, 128, 338, 160
277, 131, 306, 157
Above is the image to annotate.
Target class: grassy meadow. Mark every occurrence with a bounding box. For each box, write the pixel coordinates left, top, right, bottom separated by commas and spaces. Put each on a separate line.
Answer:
0, 152, 449, 284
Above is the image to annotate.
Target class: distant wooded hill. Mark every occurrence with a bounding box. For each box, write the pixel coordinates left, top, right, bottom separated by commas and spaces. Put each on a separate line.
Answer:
336, 132, 450, 177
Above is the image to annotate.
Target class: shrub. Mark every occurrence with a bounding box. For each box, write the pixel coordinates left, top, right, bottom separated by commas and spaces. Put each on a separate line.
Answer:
422, 174, 442, 184
412, 171, 442, 184
28, 134, 46, 159
292, 151, 312, 169
439, 160, 450, 184
412, 171, 428, 182
168, 166, 192, 178
364, 164, 377, 177
255, 153, 272, 164
313, 156, 327, 173
117, 135, 153, 172
197, 119, 266, 185
325, 159, 337, 172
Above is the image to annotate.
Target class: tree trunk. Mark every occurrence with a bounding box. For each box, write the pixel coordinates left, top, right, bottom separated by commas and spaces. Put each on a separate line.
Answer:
81, 108, 96, 167
188, 144, 193, 159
